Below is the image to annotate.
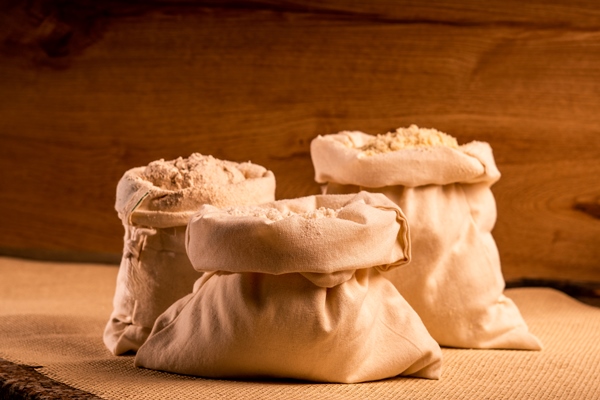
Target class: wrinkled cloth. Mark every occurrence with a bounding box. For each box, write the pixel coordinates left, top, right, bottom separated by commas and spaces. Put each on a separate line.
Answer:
104, 160, 276, 355
135, 192, 442, 383
311, 132, 542, 350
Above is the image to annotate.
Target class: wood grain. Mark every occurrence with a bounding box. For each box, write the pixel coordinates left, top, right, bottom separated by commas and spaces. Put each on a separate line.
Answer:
0, 1, 599, 281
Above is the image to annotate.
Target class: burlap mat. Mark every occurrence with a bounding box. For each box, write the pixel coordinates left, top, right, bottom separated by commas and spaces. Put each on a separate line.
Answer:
1, 257, 599, 399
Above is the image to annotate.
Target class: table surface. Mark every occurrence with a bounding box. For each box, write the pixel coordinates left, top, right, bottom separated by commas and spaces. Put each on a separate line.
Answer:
1, 257, 600, 400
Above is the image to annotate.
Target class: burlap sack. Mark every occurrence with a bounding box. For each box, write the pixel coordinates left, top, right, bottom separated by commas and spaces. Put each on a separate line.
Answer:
104, 154, 276, 355
310, 130, 542, 350
135, 192, 442, 383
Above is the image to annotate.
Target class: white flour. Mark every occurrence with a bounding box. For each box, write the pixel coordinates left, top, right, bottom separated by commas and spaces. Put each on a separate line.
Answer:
143, 153, 246, 190
226, 206, 340, 221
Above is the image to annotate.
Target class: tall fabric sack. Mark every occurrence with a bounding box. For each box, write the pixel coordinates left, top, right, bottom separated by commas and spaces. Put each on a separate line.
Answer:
135, 192, 442, 383
310, 128, 542, 350
104, 154, 276, 355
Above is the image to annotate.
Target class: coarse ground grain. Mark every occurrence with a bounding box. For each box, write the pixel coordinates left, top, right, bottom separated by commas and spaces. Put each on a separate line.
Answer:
359, 125, 459, 155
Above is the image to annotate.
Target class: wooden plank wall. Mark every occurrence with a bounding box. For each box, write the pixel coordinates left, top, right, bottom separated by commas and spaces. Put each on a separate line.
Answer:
1, 0, 599, 282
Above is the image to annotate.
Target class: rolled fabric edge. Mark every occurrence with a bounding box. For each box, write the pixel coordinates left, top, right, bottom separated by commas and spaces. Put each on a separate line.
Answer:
116, 164, 276, 228
311, 132, 500, 188
185, 192, 411, 275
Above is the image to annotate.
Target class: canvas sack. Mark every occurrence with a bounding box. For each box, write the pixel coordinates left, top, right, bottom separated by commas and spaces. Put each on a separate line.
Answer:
104, 154, 276, 355
310, 128, 542, 350
135, 192, 442, 383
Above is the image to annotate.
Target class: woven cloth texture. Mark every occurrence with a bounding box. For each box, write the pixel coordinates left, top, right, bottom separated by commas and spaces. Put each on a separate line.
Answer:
1, 256, 599, 399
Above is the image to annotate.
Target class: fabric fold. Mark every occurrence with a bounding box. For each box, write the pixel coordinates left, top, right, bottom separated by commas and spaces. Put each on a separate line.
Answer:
311, 131, 497, 188
185, 192, 410, 275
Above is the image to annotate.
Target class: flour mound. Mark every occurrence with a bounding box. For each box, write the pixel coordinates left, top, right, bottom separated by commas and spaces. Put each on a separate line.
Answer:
359, 125, 459, 155
143, 153, 246, 190
226, 206, 340, 222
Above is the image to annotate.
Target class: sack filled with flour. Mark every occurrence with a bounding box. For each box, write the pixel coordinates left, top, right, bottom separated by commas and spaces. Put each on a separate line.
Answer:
135, 192, 442, 383
311, 125, 542, 350
104, 154, 276, 355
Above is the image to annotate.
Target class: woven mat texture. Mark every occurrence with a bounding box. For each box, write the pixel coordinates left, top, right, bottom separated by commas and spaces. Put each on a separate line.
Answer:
1, 257, 599, 399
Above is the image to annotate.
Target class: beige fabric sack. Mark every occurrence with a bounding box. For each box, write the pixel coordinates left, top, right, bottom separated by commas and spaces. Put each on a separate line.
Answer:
135, 192, 442, 383
104, 154, 276, 355
310, 127, 542, 350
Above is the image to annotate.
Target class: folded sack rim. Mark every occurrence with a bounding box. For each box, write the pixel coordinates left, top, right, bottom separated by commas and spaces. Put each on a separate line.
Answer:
185, 192, 411, 276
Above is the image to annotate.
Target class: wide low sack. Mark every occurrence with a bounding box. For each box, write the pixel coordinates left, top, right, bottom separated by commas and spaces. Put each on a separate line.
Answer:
311, 132, 542, 350
104, 161, 276, 356
135, 192, 443, 383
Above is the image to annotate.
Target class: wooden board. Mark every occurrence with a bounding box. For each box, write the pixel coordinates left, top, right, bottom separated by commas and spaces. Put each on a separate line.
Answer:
0, 1, 599, 281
